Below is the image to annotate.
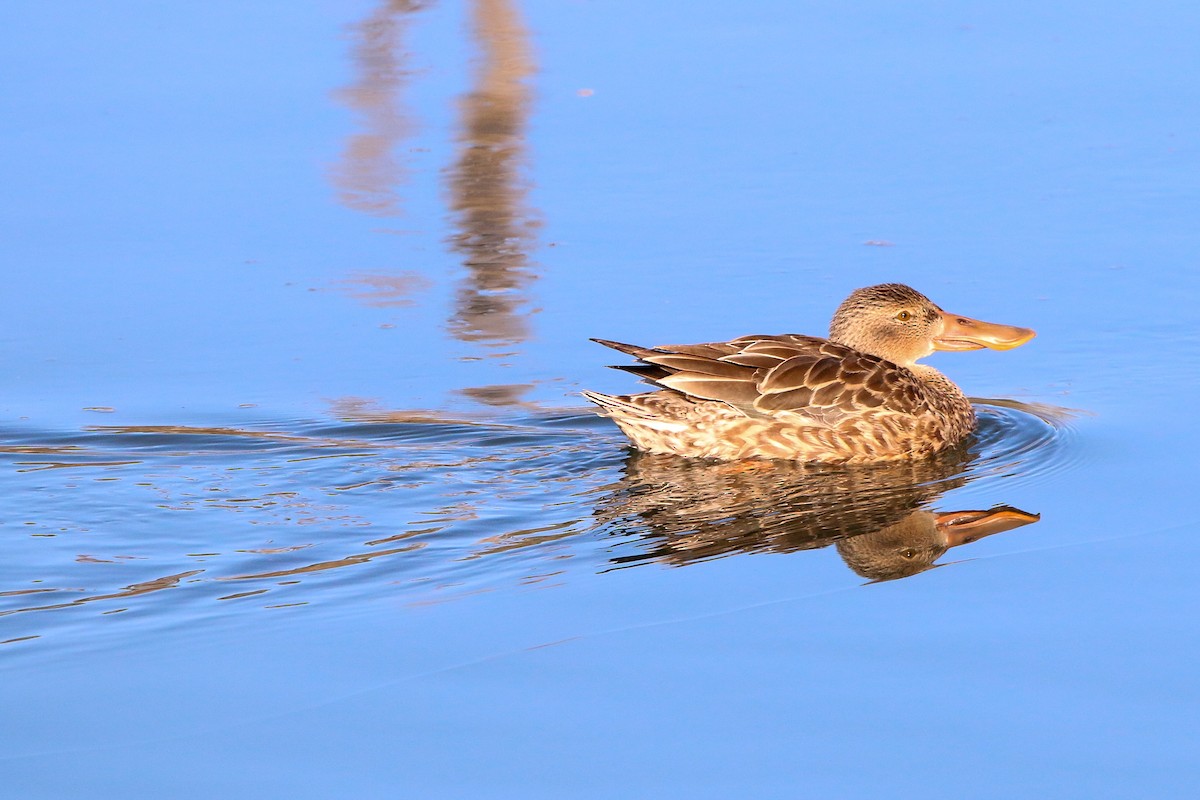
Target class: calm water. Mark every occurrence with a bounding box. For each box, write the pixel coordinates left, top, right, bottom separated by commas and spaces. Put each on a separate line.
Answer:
3, 1, 1199, 797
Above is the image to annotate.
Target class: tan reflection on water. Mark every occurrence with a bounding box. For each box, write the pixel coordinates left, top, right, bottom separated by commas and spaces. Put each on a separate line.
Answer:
456, 383, 535, 407
329, 396, 502, 425
330, 0, 540, 381
220, 542, 426, 582
596, 448, 1041, 581
85, 424, 312, 442
0, 570, 203, 619
0, 445, 87, 455
330, 0, 430, 215
82, 424, 414, 459
335, 270, 433, 308
15, 460, 141, 473
447, 0, 538, 349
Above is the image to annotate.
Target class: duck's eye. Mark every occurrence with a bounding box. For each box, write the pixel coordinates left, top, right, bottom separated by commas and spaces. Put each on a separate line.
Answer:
900, 548, 917, 559
895, 310, 912, 322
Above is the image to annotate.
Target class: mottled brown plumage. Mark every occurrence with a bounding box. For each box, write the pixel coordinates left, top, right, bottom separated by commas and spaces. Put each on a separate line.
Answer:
583, 283, 1035, 462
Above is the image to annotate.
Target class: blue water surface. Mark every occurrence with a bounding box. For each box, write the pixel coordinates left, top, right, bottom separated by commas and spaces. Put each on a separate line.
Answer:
2, 1, 1198, 797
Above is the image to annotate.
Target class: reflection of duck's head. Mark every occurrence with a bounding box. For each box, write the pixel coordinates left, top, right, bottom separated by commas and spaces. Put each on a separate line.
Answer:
830, 284, 1037, 367
836, 506, 1040, 581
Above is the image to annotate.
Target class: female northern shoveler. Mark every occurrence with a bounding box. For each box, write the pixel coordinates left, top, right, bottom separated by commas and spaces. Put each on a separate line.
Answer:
582, 283, 1035, 463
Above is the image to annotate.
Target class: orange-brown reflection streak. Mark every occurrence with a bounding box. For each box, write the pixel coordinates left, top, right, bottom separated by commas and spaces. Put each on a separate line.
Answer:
330, 0, 429, 215
16, 460, 141, 473
86, 425, 309, 442
336, 270, 433, 308
0, 570, 203, 618
457, 383, 535, 407
84, 424, 392, 454
329, 396, 511, 427
0, 445, 87, 455
219, 543, 425, 582
448, 0, 538, 348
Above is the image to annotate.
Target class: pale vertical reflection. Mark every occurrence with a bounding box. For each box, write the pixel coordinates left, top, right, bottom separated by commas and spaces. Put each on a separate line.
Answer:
447, 0, 538, 350
330, 0, 428, 216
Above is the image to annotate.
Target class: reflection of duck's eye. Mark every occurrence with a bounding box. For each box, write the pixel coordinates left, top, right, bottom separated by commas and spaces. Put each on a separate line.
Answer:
895, 311, 912, 322
900, 548, 917, 559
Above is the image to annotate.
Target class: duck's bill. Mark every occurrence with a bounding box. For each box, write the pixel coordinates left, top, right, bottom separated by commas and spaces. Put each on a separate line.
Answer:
935, 507, 1041, 548
933, 311, 1036, 351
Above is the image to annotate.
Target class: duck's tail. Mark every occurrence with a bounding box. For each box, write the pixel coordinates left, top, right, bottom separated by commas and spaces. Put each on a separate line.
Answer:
580, 390, 645, 418
581, 391, 690, 436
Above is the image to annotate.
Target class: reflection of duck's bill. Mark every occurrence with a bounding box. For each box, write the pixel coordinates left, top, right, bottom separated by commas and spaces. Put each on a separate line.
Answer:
933, 311, 1036, 352
935, 506, 1041, 547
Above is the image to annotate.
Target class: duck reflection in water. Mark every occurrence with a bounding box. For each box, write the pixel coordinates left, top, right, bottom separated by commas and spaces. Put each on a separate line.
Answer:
598, 445, 1038, 582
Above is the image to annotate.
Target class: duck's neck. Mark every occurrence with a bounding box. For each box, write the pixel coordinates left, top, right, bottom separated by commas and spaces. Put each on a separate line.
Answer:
910, 363, 957, 390
909, 364, 974, 423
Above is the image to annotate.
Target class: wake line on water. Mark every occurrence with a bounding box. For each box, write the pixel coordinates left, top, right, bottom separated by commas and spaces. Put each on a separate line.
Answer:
8, 512, 1181, 765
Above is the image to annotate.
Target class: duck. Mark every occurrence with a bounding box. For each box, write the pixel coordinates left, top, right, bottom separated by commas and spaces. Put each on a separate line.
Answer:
582, 283, 1035, 462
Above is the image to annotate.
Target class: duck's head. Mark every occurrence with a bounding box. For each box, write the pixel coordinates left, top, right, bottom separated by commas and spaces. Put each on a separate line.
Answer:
828, 283, 1036, 367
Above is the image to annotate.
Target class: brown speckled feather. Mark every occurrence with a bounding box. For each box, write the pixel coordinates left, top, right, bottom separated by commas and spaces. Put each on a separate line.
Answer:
584, 335, 974, 463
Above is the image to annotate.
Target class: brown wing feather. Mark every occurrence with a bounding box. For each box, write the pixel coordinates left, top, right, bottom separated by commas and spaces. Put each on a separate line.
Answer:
753, 349, 924, 416
593, 335, 929, 419
640, 353, 748, 379
720, 351, 785, 368
656, 342, 742, 358
656, 375, 765, 407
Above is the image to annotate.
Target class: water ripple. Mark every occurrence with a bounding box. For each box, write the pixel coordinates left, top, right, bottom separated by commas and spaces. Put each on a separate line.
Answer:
0, 399, 1084, 650
970, 397, 1089, 488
